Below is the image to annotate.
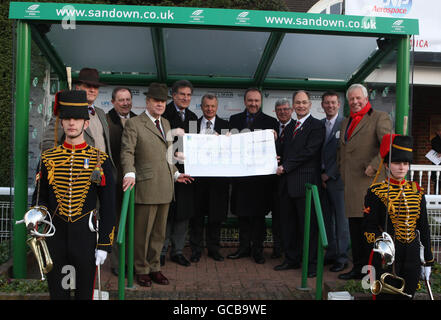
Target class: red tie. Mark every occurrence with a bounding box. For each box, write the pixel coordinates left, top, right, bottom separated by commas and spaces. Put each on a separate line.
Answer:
155, 119, 164, 138
293, 121, 301, 137
88, 106, 95, 116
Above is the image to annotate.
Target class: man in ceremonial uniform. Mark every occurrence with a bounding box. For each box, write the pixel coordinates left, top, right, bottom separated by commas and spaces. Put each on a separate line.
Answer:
32, 90, 116, 300
363, 134, 434, 299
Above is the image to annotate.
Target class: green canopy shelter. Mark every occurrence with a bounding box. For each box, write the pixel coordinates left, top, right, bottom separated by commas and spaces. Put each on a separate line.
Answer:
8, 1, 418, 279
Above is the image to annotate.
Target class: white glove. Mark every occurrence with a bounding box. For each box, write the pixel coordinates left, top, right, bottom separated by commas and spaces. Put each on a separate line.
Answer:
95, 249, 108, 266
421, 266, 431, 281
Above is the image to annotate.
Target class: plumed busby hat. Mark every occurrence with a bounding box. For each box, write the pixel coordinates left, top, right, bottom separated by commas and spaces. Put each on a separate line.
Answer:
54, 90, 90, 120
380, 134, 413, 164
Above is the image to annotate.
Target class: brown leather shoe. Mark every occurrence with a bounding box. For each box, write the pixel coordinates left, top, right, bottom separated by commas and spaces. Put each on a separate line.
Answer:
136, 274, 152, 287
149, 271, 169, 285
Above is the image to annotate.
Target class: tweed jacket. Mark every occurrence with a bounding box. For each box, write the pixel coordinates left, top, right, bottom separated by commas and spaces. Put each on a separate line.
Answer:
120, 112, 177, 204
339, 108, 392, 218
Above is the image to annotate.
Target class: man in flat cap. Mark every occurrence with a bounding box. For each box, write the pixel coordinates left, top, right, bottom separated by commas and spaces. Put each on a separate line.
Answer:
32, 90, 116, 300
121, 83, 193, 287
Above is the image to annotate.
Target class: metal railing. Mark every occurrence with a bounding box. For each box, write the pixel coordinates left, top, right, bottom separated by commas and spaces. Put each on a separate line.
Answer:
410, 164, 441, 195
116, 187, 135, 300
299, 183, 328, 300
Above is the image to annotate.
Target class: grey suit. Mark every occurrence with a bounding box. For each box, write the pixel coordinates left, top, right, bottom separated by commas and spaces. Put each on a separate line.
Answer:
320, 116, 349, 265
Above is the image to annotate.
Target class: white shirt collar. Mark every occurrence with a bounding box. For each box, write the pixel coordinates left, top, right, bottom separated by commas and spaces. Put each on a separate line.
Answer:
279, 118, 292, 127
326, 114, 338, 126
296, 113, 311, 125
145, 109, 161, 124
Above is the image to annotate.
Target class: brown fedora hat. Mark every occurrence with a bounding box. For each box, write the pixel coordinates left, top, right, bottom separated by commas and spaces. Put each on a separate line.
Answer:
74, 68, 106, 87
143, 83, 171, 101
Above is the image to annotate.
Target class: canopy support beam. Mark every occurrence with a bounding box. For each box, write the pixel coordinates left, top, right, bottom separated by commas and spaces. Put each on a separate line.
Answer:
29, 24, 66, 82
254, 32, 284, 87
346, 38, 397, 88
13, 20, 31, 279
395, 35, 410, 135
151, 27, 167, 83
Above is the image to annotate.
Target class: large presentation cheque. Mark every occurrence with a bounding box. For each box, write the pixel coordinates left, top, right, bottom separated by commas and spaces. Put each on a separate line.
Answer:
183, 129, 278, 177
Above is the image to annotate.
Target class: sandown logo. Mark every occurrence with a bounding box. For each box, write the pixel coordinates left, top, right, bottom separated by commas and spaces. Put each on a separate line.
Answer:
192, 9, 204, 16
393, 19, 403, 26
27, 4, 40, 11
236, 11, 250, 24
25, 3, 40, 17
190, 9, 204, 22
238, 12, 249, 18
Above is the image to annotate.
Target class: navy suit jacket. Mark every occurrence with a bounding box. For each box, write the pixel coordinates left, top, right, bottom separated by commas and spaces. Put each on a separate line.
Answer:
321, 116, 343, 181
278, 115, 325, 198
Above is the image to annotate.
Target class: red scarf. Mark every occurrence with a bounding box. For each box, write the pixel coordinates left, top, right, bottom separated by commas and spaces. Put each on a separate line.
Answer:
346, 101, 371, 140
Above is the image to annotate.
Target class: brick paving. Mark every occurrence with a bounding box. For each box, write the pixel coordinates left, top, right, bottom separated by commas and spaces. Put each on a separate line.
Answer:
101, 246, 349, 300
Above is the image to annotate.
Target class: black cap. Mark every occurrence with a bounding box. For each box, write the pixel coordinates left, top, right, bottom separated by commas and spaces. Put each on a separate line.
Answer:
381, 134, 413, 163
54, 90, 90, 120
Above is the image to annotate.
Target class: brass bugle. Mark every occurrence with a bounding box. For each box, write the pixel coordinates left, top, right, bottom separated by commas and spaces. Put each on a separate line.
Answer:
27, 237, 53, 281
371, 272, 412, 299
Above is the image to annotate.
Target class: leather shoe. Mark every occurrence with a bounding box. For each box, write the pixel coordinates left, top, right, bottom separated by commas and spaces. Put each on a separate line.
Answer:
227, 248, 250, 259
338, 269, 364, 280
330, 262, 348, 272
149, 271, 169, 285
190, 251, 201, 263
208, 251, 224, 261
274, 262, 301, 271
253, 253, 265, 264
136, 274, 152, 287
171, 254, 191, 267
160, 255, 165, 266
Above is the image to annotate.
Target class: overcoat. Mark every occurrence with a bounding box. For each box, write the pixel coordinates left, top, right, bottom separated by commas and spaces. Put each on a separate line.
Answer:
339, 108, 392, 218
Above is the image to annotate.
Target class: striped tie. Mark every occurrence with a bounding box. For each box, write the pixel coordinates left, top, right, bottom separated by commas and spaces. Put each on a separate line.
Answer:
293, 121, 301, 137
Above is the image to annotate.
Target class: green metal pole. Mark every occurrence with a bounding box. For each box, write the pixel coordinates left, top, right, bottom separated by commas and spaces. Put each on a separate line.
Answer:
311, 184, 328, 300
300, 185, 311, 289
127, 187, 135, 288
395, 35, 410, 135
13, 20, 31, 279
118, 238, 125, 300
117, 189, 130, 300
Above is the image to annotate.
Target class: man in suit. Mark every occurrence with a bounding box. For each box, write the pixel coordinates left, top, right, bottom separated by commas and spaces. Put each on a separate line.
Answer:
188, 94, 230, 262
161, 80, 198, 267
319, 91, 350, 272
121, 83, 193, 287
227, 88, 279, 264
274, 90, 325, 278
271, 98, 294, 259
42, 68, 115, 171
106, 87, 137, 276
338, 83, 392, 280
